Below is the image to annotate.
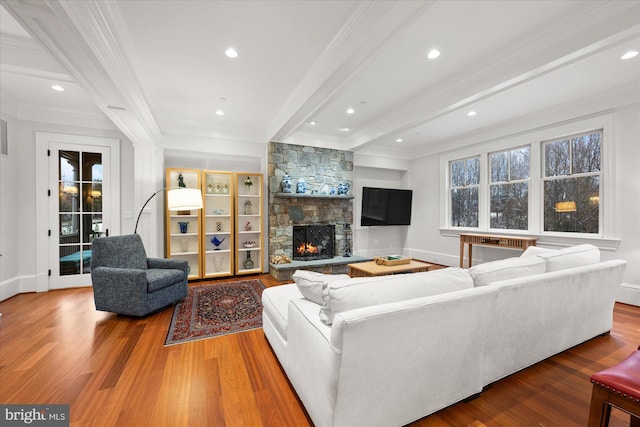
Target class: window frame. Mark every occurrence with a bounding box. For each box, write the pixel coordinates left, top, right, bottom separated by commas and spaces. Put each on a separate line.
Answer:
439, 113, 618, 248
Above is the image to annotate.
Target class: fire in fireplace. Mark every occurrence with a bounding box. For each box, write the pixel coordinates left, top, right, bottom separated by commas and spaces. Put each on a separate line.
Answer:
293, 224, 335, 261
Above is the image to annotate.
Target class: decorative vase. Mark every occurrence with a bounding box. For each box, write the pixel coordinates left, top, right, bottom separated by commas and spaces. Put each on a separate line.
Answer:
338, 182, 350, 195
178, 222, 189, 233
244, 200, 253, 215
244, 251, 254, 269
213, 256, 224, 272
211, 236, 225, 250
180, 237, 188, 252
281, 173, 292, 193
216, 221, 222, 231
245, 221, 252, 231
296, 178, 307, 194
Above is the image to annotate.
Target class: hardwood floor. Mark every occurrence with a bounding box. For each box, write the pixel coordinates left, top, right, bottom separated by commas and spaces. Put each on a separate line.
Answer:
1, 275, 638, 427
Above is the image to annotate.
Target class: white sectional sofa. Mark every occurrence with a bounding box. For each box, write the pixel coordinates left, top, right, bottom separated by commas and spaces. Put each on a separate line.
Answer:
262, 245, 627, 427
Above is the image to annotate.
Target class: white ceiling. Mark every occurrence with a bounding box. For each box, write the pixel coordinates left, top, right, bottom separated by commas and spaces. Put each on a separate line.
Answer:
1, 0, 639, 160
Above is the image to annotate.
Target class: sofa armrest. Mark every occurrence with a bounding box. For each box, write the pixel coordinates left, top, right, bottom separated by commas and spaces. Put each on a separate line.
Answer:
148, 257, 189, 274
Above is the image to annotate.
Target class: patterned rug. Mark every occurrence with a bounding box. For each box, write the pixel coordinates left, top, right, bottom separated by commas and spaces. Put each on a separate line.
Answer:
165, 279, 265, 345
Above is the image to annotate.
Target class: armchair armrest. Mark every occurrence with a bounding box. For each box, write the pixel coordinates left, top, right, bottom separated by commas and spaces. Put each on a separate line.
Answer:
148, 258, 189, 274
92, 267, 148, 313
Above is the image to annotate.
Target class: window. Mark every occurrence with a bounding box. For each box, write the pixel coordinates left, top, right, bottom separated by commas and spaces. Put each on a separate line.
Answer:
489, 146, 530, 230
543, 130, 601, 234
449, 156, 480, 227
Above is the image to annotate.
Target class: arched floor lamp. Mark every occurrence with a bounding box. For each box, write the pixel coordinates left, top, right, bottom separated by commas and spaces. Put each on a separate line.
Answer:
134, 188, 203, 234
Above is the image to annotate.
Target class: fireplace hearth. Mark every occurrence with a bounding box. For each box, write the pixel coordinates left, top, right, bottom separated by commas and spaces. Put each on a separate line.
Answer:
293, 224, 335, 261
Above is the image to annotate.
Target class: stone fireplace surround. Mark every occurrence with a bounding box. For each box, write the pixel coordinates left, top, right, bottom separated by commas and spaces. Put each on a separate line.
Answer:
268, 142, 367, 280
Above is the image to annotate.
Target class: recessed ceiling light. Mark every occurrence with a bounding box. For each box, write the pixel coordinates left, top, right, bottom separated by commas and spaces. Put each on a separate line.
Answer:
346, 108, 355, 114
215, 109, 224, 116
340, 127, 351, 132
51, 85, 64, 92
427, 49, 440, 60
225, 47, 238, 58
308, 120, 317, 126
395, 138, 403, 143
621, 50, 639, 60
467, 110, 477, 117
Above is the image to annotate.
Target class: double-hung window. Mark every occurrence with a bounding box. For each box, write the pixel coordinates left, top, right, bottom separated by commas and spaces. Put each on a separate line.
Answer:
449, 156, 480, 227
542, 130, 601, 234
489, 146, 530, 230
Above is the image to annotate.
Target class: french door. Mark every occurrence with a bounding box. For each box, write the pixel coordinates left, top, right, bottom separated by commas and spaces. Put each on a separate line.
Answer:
47, 142, 114, 289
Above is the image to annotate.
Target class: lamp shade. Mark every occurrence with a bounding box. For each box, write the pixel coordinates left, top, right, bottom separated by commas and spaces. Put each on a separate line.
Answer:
167, 188, 203, 211
555, 201, 576, 212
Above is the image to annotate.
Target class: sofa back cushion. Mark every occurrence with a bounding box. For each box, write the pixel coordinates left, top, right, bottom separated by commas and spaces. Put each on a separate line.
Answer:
292, 270, 350, 305
319, 268, 473, 324
469, 256, 546, 286
537, 244, 600, 272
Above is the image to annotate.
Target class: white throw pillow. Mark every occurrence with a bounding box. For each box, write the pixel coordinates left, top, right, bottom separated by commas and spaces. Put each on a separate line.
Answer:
469, 256, 546, 286
319, 268, 473, 325
520, 246, 557, 258
538, 244, 600, 272
292, 270, 350, 305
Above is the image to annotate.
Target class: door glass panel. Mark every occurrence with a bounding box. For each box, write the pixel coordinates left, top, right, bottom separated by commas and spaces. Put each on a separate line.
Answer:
57, 150, 103, 276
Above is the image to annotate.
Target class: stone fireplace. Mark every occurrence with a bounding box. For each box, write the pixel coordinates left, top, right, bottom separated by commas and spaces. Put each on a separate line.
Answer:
268, 142, 362, 280
292, 224, 335, 261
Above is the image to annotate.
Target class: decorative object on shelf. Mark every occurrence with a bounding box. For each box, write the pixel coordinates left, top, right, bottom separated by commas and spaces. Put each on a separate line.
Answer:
213, 256, 224, 272
178, 221, 189, 233
321, 184, 329, 195
281, 173, 292, 193
245, 221, 252, 231
213, 208, 224, 215
215, 183, 222, 193
207, 179, 214, 194
243, 241, 256, 248
180, 237, 188, 252
338, 182, 350, 195
330, 188, 337, 195
216, 221, 222, 231
223, 183, 229, 194
244, 200, 253, 215
243, 251, 254, 269
177, 173, 186, 188
135, 187, 202, 233
244, 176, 253, 192
211, 236, 225, 250
296, 177, 307, 194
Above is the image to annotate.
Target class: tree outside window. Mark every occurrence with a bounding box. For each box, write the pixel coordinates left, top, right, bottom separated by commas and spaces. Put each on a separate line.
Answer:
450, 157, 480, 227
489, 146, 530, 230
543, 130, 601, 233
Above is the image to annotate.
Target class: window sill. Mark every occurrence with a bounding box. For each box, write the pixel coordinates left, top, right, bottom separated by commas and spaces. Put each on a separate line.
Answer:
439, 228, 621, 251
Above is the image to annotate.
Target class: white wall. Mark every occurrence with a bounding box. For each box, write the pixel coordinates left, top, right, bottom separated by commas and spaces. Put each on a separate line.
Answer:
409, 102, 640, 304
0, 116, 134, 300
352, 165, 411, 258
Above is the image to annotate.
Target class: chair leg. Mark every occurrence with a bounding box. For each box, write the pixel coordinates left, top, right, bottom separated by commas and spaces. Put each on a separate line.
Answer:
588, 384, 612, 427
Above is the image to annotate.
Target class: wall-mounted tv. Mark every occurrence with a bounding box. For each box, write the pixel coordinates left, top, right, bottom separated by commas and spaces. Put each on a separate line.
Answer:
361, 187, 413, 226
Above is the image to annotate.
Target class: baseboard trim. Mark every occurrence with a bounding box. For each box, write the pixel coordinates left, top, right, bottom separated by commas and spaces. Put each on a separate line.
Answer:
617, 282, 640, 307
0, 275, 36, 302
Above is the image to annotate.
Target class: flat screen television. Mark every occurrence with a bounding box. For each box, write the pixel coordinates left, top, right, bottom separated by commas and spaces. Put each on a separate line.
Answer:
361, 187, 413, 226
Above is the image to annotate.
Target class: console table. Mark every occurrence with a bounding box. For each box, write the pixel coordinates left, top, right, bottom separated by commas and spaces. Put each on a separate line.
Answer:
459, 233, 538, 268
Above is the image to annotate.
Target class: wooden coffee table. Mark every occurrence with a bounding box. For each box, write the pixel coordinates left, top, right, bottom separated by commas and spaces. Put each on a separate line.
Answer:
348, 259, 435, 277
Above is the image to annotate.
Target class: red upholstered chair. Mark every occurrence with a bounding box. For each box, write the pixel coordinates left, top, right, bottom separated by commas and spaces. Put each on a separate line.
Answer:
588, 347, 640, 427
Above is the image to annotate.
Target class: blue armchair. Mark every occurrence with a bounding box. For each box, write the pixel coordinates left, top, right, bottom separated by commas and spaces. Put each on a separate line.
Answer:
91, 234, 188, 316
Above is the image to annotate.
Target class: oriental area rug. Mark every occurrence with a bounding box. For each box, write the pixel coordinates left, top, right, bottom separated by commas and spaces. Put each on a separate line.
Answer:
165, 279, 265, 345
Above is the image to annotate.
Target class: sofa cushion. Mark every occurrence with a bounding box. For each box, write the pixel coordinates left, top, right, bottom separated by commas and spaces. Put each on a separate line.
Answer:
520, 246, 557, 258
538, 244, 600, 272
319, 268, 473, 325
292, 270, 350, 304
469, 256, 546, 286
